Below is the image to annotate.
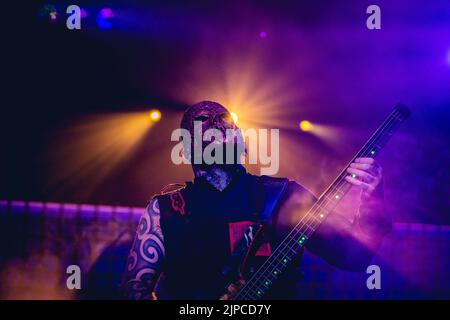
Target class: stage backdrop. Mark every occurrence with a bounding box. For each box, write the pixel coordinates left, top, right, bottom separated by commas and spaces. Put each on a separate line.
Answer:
0, 200, 448, 299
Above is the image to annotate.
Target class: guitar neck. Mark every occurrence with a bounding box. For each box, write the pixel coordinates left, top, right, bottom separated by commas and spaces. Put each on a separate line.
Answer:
234, 104, 411, 300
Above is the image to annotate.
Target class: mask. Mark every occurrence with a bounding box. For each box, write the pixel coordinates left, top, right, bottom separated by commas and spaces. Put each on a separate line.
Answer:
180, 101, 245, 167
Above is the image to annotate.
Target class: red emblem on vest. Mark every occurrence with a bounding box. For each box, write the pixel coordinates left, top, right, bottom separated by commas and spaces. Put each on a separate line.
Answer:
170, 191, 186, 216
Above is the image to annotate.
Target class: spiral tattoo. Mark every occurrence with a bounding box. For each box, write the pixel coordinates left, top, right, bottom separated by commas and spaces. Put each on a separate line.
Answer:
123, 198, 164, 300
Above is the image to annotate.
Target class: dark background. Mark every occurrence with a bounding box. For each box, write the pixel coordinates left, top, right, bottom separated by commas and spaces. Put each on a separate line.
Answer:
2, 0, 450, 224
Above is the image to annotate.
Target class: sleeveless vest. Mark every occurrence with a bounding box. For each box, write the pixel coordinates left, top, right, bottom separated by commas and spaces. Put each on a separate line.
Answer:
154, 172, 295, 299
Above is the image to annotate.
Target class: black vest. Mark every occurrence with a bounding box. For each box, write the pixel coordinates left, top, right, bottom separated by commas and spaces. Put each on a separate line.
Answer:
155, 171, 301, 299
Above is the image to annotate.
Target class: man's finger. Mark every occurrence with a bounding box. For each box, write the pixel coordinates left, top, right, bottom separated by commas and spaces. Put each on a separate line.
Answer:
345, 175, 375, 192
346, 167, 376, 183
349, 162, 376, 171
355, 157, 375, 164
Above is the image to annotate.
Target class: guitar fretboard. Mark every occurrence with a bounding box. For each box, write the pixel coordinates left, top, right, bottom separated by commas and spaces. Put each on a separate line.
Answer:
234, 104, 410, 300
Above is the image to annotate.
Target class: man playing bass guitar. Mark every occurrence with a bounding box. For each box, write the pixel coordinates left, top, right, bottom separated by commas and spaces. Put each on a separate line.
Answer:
122, 101, 391, 300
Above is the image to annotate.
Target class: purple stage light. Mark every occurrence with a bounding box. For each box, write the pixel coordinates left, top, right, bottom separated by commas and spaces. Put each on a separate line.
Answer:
99, 8, 114, 19
80, 8, 88, 19
259, 31, 267, 39
97, 8, 115, 30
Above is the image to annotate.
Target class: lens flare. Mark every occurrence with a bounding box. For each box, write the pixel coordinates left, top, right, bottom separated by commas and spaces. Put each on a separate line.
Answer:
43, 111, 154, 199
230, 112, 238, 124
149, 109, 162, 122
299, 120, 314, 132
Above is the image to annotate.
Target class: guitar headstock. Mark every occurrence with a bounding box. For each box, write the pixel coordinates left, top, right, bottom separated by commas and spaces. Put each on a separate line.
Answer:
394, 103, 411, 121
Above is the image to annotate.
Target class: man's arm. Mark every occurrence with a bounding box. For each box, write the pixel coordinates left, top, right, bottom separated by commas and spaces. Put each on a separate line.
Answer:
122, 198, 165, 299
306, 193, 389, 271
276, 158, 390, 271
308, 158, 391, 271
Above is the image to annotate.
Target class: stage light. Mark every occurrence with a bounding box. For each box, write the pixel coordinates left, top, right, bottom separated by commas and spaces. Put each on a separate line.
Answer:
99, 8, 114, 19
80, 9, 88, 19
45, 111, 155, 199
149, 109, 162, 122
97, 8, 114, 29
299, 120, 314, 132
49, 11, 57, 20
447, 48, 450, 65
38, 4, 58, 21
259, 31, 267, 39
230, 112, 238, 124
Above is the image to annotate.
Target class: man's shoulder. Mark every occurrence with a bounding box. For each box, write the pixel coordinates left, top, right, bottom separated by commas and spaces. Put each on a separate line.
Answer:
150, 182, 194, 219
279, 179, 317, 210
254, 174, 289, 187
251, 174, 316, 199
285, 180, 317, 199
158, 183, 189, 196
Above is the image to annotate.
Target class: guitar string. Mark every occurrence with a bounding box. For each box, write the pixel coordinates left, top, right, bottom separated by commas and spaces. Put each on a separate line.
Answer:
239, 110, 404, 299
237, 109, 404, 299
238, 110, 403, 300
280, 112, 403, 255
238, 110, 401, 300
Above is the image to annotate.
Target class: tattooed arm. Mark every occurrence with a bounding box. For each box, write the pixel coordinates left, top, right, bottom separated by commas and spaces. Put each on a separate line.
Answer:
122, 198, 165, 300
